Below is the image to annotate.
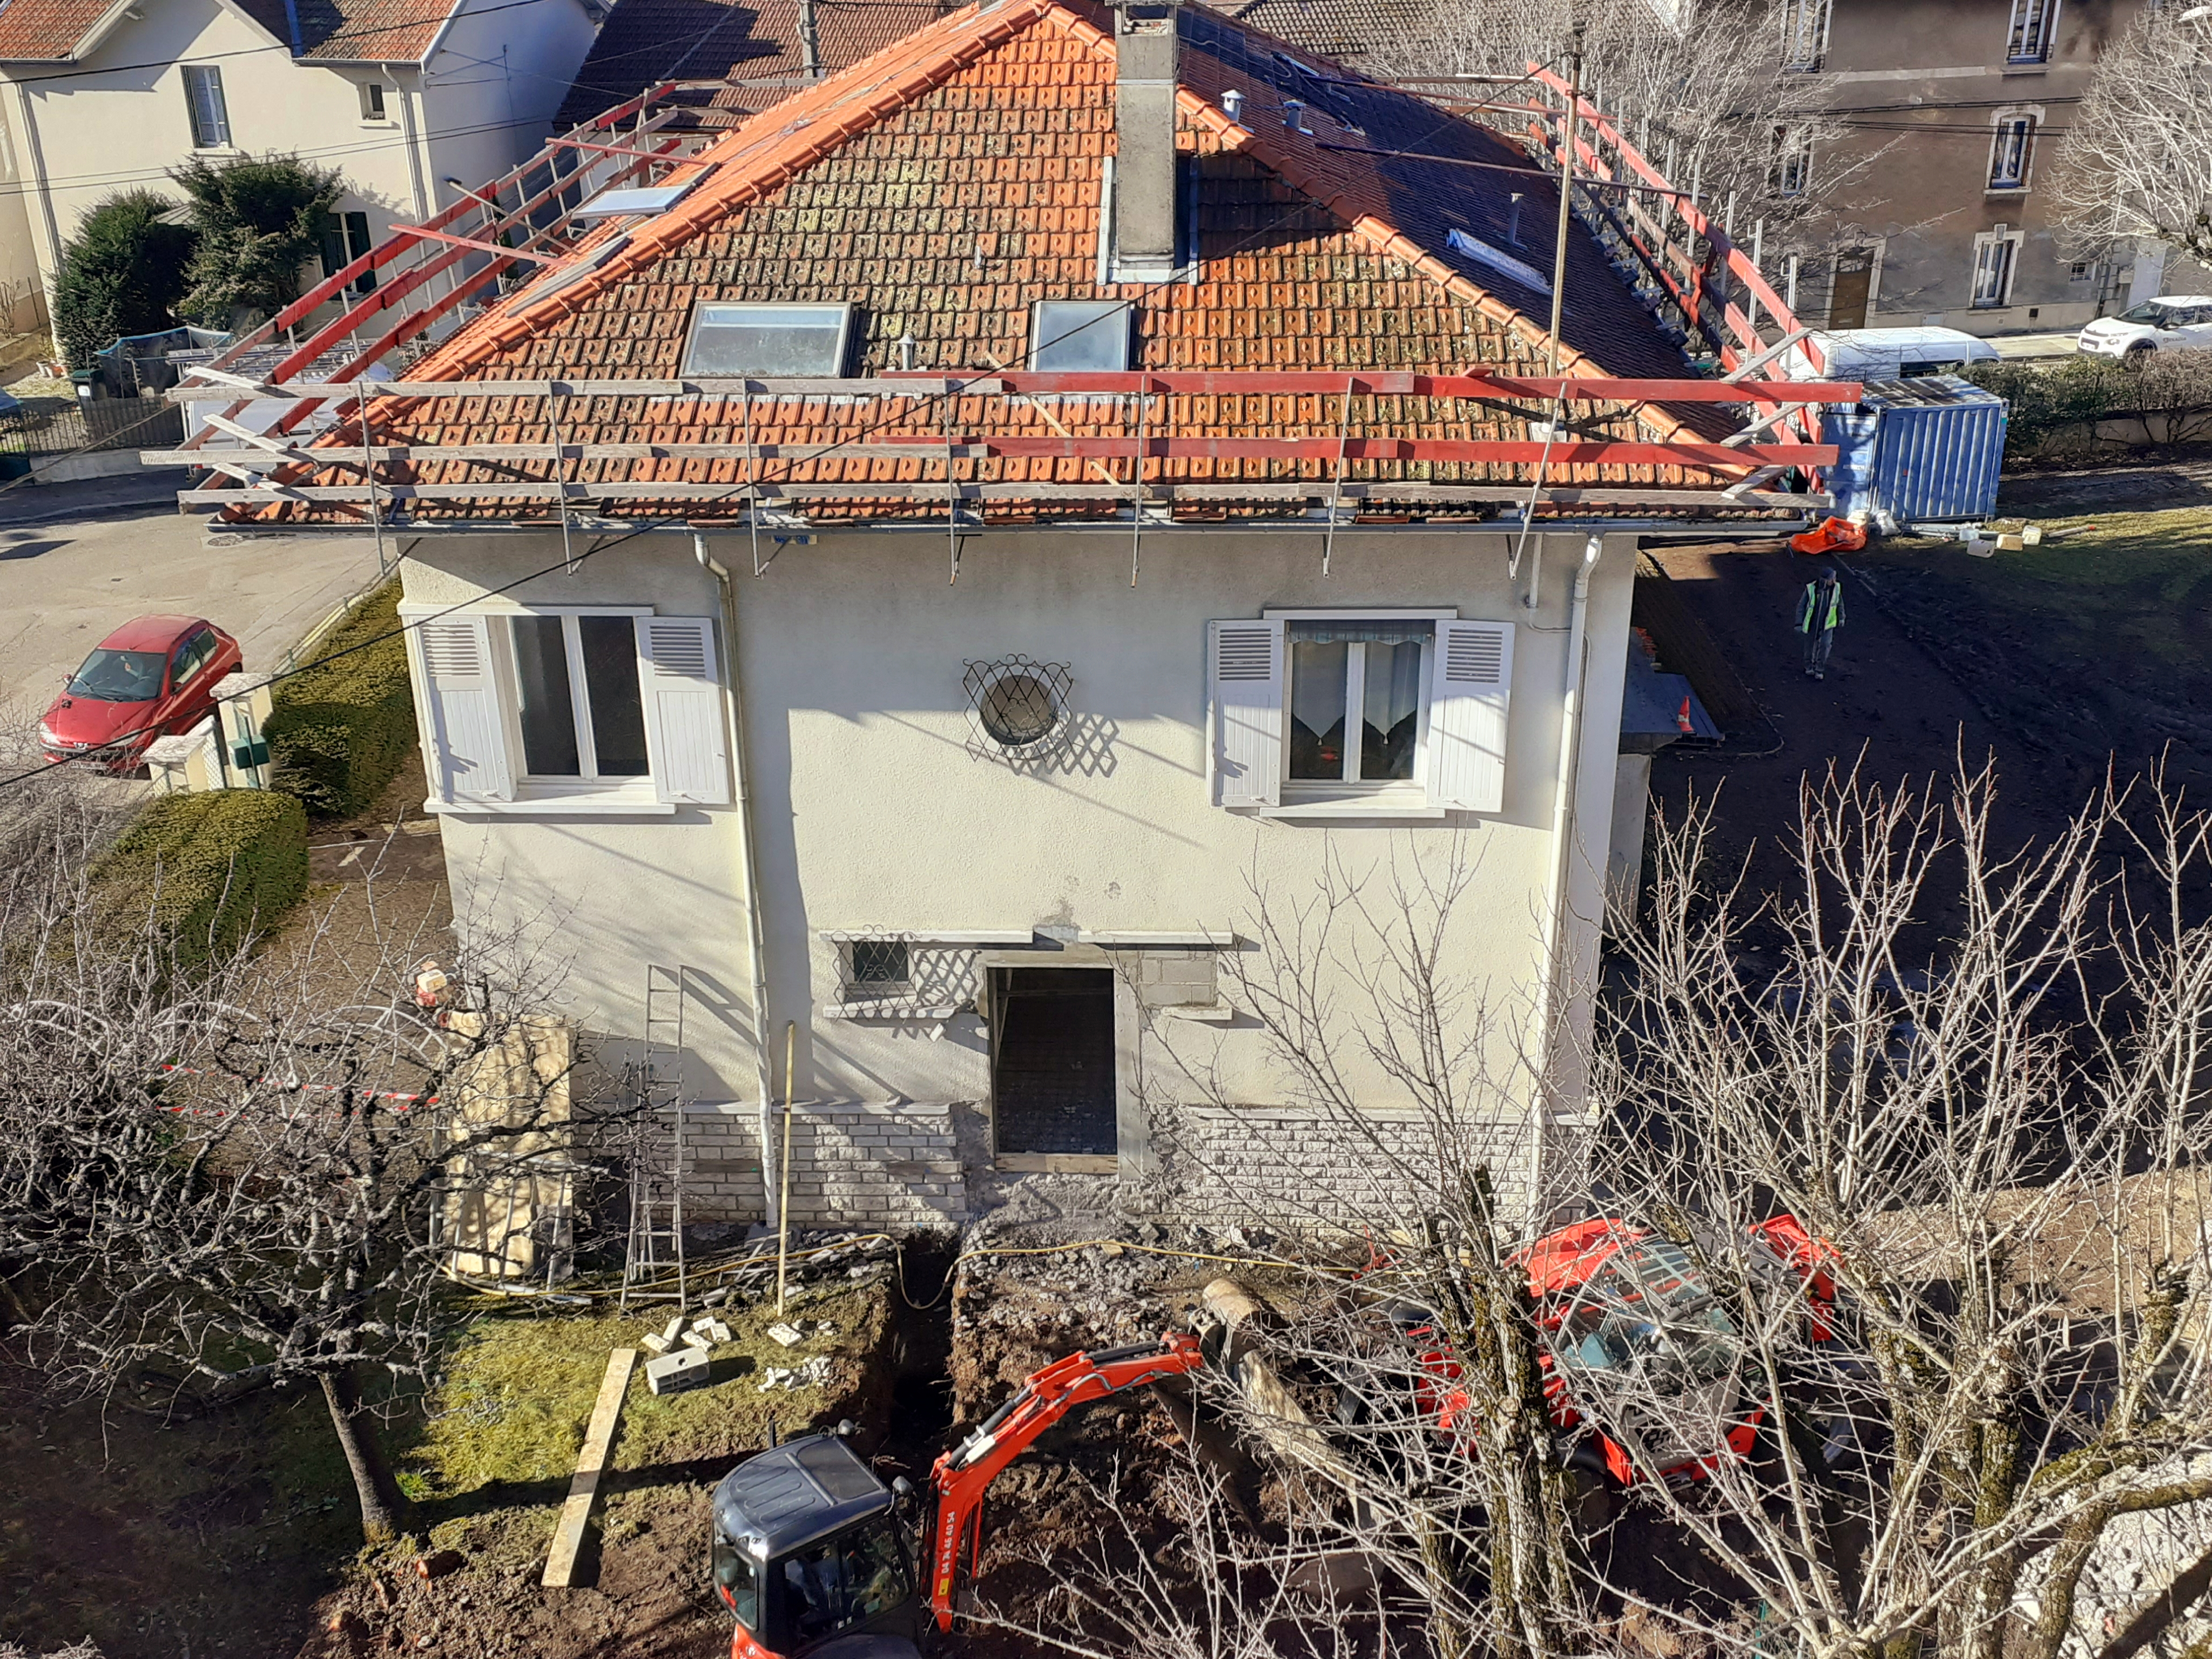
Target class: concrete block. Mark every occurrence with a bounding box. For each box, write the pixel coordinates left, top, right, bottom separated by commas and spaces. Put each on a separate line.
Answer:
645, 1347, 711, 1395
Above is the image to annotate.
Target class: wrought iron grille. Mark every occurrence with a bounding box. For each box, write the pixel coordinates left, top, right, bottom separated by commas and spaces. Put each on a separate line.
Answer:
963, 655, 1074, 766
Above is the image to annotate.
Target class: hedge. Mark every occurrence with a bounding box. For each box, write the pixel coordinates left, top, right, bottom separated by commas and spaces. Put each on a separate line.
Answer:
94, 789, 308, 965
265, 580, 415, 818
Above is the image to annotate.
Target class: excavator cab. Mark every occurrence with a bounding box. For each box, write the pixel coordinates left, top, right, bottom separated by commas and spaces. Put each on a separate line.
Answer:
710, 1432, 927, 1659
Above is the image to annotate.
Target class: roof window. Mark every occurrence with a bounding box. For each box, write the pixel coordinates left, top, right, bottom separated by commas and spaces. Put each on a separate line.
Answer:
681, 303, 853, 377
575, 178, 700, 219
1030, 300, 1130, 372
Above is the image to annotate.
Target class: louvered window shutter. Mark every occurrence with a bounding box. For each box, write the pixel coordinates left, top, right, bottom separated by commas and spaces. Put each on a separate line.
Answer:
1208, 619, 1284, 807
636, 616, 731, 805
410, 612, 513, 804
1427, 620, 1514, 813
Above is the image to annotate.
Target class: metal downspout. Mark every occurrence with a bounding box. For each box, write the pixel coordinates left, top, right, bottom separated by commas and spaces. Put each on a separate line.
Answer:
1528, 531, 1602, 1217
694, 532, 781, 1229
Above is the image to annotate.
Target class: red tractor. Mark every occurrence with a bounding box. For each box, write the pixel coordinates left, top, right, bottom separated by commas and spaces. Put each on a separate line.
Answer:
703, 1218, 1838, 1656
1425, 1215, 1837, 1486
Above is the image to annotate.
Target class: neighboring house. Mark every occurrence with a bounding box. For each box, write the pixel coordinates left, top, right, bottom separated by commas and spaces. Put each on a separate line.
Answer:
0, 0, 602, 334
1773, 0, 2208, 335
548, 0, 1412, 133
551, 0, 962, 130
180, 0, 1832, 1233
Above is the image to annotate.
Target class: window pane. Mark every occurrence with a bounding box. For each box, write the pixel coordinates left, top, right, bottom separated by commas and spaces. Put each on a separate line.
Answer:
1360, 639, 1422, 781
1288, 640, 1349, 780
511, 616, 580, 776
577, 615, 648, 776
1032, 301, 1130, 371
683, 305, 848, 375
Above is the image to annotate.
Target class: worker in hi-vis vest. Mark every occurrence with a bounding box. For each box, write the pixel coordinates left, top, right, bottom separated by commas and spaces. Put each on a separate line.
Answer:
1797, 569, 1846, 680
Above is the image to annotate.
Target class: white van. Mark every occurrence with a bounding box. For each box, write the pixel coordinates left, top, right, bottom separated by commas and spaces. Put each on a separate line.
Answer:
1786, 327, 2002, 381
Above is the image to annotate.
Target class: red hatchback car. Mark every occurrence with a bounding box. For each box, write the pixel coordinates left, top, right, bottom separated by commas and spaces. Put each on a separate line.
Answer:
39, 616, 242, 770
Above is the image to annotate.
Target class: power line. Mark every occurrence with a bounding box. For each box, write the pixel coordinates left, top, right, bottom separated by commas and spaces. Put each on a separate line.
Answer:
1, 0, 574, 89
1, 55, 1573, 796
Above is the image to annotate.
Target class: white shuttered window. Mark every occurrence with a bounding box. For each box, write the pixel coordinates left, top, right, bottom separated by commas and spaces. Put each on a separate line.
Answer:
410, 615, 512, 805
1208, 612, 1514, 816
401, 605, 729, 812
1426, 621, 1514, 813
1208, 619, 1284, 807
636, 616, 731, 805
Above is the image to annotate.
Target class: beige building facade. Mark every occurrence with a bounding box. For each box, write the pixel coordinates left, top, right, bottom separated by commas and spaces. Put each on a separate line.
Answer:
0, 0, 600, 339
1793, 0, 2206, 336
397, 523, 1638, 1229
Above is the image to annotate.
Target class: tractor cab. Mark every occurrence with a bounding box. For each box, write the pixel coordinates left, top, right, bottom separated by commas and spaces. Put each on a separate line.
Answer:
710, 1432, 925, 1659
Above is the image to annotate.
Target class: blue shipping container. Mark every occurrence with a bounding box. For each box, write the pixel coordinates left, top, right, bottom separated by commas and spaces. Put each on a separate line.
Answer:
1817, 374, 2008, 524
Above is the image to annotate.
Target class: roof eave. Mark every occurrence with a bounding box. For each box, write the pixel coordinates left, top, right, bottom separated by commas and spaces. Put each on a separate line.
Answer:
0, 0, 143, 67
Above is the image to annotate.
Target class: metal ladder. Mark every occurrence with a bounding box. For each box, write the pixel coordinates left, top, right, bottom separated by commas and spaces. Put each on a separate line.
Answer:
621, 964, 690, 1312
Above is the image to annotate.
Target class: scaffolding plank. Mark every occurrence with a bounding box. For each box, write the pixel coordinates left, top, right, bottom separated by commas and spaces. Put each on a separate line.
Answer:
542, 1347, 637, 1589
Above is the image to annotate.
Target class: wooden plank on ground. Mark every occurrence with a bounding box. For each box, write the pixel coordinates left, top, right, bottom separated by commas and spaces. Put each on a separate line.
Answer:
542, 1347, 637, 1589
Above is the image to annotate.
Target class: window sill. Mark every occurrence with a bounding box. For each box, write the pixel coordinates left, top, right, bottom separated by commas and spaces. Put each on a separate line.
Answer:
423, 795, 677, 817
1985, 186, 2029, 197
1253, 800, 1449, 820
2001, 62, 2050, 74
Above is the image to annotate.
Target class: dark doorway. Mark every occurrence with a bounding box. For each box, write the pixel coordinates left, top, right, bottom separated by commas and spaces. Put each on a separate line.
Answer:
990, 968, 1116, 1158
1829, 248, 1874, 329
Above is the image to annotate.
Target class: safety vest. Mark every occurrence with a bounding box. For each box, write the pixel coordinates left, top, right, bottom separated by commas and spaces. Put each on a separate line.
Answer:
1797, 580, 1844, 633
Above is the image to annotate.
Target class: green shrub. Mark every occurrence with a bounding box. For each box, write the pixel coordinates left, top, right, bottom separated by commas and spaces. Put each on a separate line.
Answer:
1965, 355, 2136, 459
265, 580, 415, 818
51, 190, 199, 369
170, 153, 343, 327
95, 790, 308, 964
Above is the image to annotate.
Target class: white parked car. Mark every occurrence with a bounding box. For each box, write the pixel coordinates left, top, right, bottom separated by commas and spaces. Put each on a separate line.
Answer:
2076, 296, 2212, 360
1788, 326, 2001, 382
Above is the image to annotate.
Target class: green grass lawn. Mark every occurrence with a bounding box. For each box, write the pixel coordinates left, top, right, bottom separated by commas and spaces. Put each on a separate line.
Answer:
1854, 504, 2212, 782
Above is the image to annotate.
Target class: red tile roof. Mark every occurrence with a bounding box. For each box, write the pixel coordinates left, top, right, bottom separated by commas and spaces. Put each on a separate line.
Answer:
554, 0, 961, 131
0, 0, 464, 63
0, 0, 126, 63
255, 0, 1732, 526
233, 0, 464, 62
1202, 0, 1418, 70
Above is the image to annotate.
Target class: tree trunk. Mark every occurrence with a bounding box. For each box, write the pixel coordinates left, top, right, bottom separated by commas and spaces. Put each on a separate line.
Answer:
321, 1368, 406, 1544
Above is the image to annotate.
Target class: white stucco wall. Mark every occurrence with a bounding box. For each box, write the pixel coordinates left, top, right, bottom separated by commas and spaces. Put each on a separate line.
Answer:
1, 0, 597, 317
400, 523, 1636, 1224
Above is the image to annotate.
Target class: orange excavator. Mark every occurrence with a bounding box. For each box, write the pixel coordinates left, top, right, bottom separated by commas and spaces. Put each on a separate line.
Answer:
710, 1332, 1205, 1659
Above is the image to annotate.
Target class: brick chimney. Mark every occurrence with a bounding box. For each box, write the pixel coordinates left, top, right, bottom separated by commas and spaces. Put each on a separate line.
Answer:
1111, 1, 1181, 282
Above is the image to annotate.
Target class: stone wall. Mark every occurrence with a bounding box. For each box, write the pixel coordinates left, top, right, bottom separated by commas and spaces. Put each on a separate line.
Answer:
676, 1101, 964, 1229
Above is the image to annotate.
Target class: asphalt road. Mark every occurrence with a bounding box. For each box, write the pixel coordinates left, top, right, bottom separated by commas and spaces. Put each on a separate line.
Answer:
0, 492, 386, 737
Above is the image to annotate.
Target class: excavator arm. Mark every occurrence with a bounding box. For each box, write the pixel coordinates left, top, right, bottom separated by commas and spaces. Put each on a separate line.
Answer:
925, 1332, 1206, 1630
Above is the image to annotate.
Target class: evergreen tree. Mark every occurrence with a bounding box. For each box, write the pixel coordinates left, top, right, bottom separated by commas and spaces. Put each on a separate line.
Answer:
170, 153, 345, 328
50, 191, 198, 369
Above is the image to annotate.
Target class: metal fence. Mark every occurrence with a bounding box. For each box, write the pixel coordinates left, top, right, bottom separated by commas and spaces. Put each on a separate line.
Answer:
0, 394, 184, 460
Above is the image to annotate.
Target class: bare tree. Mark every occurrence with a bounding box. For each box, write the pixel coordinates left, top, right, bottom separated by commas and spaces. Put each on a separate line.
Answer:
1019, 764, 2212, 1659
0, 747, 601, 1544
2051, 8, 2212, 272
1366, 0, 1892, 281
1582, 763, 2212, 1659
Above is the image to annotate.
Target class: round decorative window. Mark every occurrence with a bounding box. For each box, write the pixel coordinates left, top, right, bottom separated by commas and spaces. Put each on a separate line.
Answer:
979, 672, 1059, 747
962, 655, 1074, 764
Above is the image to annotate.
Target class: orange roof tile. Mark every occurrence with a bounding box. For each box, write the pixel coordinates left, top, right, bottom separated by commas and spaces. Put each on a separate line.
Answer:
260, 0, 1729, 526
0, 0, 125, 62
554, 0, 962, 130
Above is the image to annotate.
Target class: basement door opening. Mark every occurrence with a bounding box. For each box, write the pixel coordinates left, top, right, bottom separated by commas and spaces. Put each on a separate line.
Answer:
989, 967, 1117, 1165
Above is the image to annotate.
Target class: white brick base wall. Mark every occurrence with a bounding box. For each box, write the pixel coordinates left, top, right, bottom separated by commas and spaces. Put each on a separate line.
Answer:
675, 1102, 963, 1229
1141, 1103, 1534, 1230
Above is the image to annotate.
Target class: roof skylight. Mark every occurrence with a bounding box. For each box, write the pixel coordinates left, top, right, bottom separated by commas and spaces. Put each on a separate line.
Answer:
575, 178, 701, 219
681, 303, 853, 376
